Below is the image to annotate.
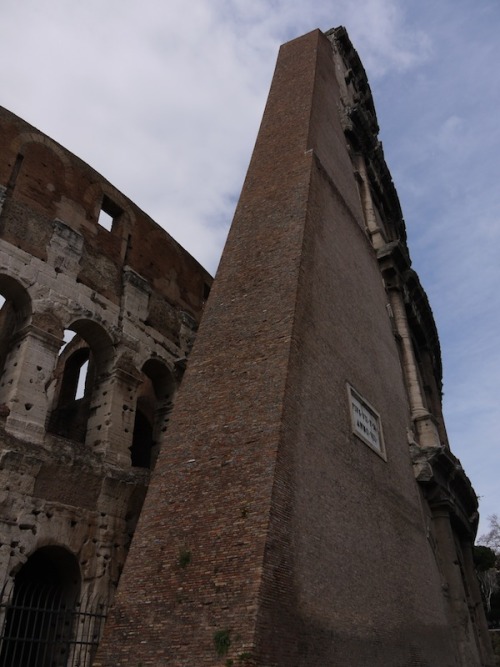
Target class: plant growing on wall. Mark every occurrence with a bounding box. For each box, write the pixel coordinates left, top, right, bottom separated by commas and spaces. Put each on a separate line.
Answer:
213, 629, 231, 657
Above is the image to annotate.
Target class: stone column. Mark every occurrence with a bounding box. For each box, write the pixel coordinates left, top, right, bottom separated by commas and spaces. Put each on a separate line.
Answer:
121, 267, 150, 321
355, 155, 387, 250
0, 324, 60, 443
387, 284, 441, 448
85, 366, 142, 467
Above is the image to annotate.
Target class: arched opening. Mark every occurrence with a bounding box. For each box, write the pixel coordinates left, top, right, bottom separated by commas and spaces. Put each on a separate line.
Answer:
0, 275, 31, 400
130, 408, 154, 468
47, 320, 113, 443
130, 359, 176, 469
0, 546, 80, 667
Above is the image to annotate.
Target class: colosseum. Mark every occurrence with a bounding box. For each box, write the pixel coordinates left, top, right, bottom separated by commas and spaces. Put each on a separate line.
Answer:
0, 26, 494, 667
0, 96, 211, 665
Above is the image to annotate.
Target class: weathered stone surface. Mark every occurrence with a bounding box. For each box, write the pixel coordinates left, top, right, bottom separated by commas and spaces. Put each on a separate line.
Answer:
94, 27, 493, 667
0, 24, 493, 667
0, 102, 211, 662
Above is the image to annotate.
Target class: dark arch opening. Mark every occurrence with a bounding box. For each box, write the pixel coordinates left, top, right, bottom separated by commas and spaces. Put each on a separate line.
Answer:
48, 340, 94, 441
0, 275, 31, 397
0, 546, 81, 667
47, 320, 113, 443
130, 407, 154, 468
130, 359, 175, 469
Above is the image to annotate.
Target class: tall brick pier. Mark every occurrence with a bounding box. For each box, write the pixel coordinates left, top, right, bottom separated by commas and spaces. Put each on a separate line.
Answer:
95, 28, 493, 667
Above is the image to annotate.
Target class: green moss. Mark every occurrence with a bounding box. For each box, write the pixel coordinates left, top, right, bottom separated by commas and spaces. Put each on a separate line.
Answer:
213, 628, 231, 657
178, 548, 191, 568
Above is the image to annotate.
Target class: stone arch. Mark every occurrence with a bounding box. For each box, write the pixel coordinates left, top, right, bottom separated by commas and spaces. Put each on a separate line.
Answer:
47, 319, 114, 442
0, 274, 31, 326
0, 545, 80, 667
130, 358, 176, 469
14, 138, 69, 211
12, 132, 73, 172
0, 274, 32, 403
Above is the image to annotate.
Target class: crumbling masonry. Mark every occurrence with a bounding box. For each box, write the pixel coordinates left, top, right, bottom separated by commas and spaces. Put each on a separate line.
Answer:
0, 98, 211, 665
0, 26, 494, 667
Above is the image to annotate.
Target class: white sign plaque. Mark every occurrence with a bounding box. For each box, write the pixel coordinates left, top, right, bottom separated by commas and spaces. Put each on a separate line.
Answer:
348, 386, 385, 457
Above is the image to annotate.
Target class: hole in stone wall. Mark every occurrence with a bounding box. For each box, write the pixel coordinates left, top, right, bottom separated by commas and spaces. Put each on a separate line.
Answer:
97, 194, 122, 232
47, 336, 93, 442
75, 359, 89, 400
97, 209, 114, 232
56, 330, 93, 405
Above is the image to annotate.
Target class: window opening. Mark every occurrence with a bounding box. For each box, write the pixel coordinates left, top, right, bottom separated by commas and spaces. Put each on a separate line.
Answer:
75, 360, 89, 400
97, 209, 113, 231
48, 329, 95, 442
97, 195, 122, 232
56, 331, 92, 404
48, 320, 113, 444
59, 329, 76, 354
131, 361, 175, 470
130, 407, 154, 468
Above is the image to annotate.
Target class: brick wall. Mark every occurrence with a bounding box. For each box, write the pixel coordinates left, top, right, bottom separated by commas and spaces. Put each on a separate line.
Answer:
94, 30, 468, 666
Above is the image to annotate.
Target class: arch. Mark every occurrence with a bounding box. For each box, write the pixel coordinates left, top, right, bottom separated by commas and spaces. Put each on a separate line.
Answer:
130, 358, 176, 469
67, 319, 114, 369
0, 275, 32, 399
0, 274, 31, 327
47, 320, 113, 442
12, 133, 72, 172
0, 546, 81, 667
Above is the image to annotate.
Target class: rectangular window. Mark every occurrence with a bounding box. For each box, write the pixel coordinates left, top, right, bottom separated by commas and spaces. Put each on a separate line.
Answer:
98, 195, 122, 231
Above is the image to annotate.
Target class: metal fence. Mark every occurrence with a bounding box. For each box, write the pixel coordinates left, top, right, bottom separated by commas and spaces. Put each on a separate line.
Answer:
0, 582, 107, 667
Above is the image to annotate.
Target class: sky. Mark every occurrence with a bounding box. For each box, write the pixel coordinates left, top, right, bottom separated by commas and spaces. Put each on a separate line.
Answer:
1, 0, 499, 538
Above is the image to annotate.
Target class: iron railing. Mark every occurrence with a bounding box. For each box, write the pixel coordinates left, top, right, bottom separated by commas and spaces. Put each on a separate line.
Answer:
0, 582, 107, 667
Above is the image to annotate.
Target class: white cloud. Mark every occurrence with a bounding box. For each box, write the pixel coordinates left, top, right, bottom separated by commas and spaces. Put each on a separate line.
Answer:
1, 0, 499, 534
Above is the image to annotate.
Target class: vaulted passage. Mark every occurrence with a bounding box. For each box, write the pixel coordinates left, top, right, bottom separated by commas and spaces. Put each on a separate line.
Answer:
0, 547, 80, 667
130, 359, 176, 469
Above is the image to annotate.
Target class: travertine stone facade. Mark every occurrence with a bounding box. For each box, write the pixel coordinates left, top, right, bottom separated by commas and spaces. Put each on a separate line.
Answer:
95, 28, 493, 667
0, 106, 211, 665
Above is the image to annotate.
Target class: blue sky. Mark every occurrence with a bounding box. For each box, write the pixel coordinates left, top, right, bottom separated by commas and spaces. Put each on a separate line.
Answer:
1, 0, 498, 537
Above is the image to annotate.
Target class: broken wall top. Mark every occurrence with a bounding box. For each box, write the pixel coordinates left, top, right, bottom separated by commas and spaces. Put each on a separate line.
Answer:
0, 106, 212, 318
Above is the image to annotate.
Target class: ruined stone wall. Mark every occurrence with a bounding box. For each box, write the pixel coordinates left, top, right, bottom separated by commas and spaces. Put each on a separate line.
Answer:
0, 25, 491, 667
95, 28, 493, 667
0, 106, 211, 661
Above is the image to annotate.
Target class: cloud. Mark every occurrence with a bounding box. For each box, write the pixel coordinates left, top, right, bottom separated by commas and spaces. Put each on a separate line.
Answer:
1, 0, 433, 275
1, 0, 499, 533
